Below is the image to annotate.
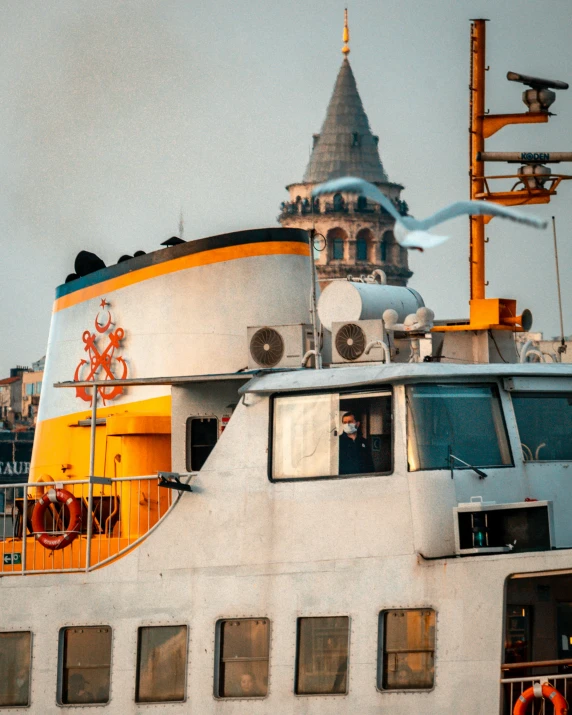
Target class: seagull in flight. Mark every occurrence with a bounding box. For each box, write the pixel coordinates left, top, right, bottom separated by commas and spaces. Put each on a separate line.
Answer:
312, 176, 547, 250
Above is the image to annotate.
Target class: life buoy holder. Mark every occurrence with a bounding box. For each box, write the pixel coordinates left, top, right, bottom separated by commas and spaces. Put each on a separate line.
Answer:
31, 488, 82, 551
513, 682, 569, 715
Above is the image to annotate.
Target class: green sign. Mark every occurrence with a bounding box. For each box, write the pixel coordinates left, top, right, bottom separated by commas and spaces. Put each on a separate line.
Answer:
3, 553, 22, 565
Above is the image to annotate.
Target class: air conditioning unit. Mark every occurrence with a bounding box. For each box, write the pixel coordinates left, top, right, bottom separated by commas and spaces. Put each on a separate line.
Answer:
332, 320, 385, 364
247, 324, 314, 369
453, 498, 554, 555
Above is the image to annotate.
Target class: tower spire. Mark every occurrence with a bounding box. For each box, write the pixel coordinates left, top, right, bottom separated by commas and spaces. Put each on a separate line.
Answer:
342, 8, 350, 55
178, 207, 184, 239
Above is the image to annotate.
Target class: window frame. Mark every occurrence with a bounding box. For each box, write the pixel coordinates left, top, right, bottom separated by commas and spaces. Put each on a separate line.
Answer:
213, 617, 271, 700
377, 608, 437, 693
356, 237, 368, 262
134, 624, 189, 705
0, 630, 32, 709
294, 616, 351, 697
406, 381, 514, 472
185, 415, 219, 472
331, 238, 344, 260
268, 388, 394, 483
510, 390, 572, 463
56, 625, 113, 707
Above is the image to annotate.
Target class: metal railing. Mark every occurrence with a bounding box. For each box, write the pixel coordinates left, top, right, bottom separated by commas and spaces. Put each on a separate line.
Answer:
352, 201, 376, 213
0, 474, 190, 575
501, 663, 572, 714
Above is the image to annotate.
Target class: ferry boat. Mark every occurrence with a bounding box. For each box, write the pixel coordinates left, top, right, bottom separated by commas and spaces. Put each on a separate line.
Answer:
1, 18, 572, 715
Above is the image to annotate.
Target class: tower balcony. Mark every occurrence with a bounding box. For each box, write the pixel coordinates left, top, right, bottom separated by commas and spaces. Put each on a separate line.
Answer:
279, 197, 409, 218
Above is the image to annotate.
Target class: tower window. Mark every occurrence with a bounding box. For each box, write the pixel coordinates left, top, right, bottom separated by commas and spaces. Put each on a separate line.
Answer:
332, 238, 344, 260
380, 241, 387, 262
333, 193, 344, 211
351, 132, 360, 147
356, 237, 368, 261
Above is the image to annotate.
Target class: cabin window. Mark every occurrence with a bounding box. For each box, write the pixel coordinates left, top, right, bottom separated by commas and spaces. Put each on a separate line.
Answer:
295, 617, 349, 695
271, 390, 392, 481
0, 631, 31, 707
406, 383, 512, 471
186, 417, 218, 471
512, 392, 572, 461
58, 626, 111, 705
136, 625, 187, 703
379, 610, 435, 690
215, 619, 269, 698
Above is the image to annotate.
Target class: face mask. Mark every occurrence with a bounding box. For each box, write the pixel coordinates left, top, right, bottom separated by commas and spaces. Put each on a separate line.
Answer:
342, 422, 358, 434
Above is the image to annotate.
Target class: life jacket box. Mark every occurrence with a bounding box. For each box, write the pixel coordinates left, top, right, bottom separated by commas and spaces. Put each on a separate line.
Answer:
453, 499, 554, 555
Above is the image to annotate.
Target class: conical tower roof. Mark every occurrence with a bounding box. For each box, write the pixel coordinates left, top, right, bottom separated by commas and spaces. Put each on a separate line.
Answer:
303, 57, 388, 184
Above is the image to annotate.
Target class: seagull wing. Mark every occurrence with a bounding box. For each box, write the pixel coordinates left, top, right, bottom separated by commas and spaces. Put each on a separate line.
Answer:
312, 176, 402, 222
398, 230, 449, 249
410, 200, 547, 231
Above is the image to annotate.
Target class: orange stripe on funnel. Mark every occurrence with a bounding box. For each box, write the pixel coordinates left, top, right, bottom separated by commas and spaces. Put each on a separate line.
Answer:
54, 241, 310, 313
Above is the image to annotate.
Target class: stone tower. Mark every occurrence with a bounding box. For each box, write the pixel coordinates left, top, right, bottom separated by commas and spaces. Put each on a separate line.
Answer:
279, 11, 412, 288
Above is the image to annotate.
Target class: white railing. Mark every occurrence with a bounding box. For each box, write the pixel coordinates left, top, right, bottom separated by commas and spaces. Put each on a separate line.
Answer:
501, 666, 572, 714
0, 474, 191, 575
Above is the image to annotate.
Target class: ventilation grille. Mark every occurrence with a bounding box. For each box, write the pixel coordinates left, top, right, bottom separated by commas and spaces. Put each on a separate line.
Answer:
335, 323, 366, 361
249, 327, 285, 367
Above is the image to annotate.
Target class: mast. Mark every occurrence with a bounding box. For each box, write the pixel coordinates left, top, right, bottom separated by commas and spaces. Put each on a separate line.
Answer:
464, 20, 570, 331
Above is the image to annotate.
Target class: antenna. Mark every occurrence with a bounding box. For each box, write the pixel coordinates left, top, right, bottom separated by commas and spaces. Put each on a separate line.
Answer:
551, 216, 567, 355
342, 8, 350, 55
179, 208, 184, 240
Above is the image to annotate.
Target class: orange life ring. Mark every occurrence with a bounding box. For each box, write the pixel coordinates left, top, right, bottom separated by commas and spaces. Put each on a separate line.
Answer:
31, 488, 82, 551
513, 682, 569, 715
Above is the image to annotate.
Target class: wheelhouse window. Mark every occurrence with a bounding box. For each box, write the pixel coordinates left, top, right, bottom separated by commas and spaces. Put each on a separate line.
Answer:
406, 384, 511, 471
136, 625, 187, 703
58, 626, 111, 705
0, 632, 31, 707
271, 391, 392, 480
186, 417, 218, 471
512, 392, 572, 461
379, 610, 435, 690
215, 619, 269, 698
295, 617, 349, 695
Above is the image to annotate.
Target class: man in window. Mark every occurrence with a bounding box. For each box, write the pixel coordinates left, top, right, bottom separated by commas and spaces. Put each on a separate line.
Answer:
339, 411, 374, 475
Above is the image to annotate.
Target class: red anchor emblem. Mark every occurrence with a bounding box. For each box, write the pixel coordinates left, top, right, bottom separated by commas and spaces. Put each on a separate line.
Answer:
74, 299, 129, 405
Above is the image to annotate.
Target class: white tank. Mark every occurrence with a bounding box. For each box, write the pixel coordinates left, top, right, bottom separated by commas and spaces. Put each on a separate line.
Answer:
317, 281, 424, 331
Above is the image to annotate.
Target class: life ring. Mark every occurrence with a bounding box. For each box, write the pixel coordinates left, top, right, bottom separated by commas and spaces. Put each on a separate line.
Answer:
31, 488, 82, 551
513, 682, 569, 715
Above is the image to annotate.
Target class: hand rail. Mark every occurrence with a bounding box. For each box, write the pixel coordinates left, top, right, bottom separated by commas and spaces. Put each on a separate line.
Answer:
0, 472, 195, 575
502, 658, 572, 671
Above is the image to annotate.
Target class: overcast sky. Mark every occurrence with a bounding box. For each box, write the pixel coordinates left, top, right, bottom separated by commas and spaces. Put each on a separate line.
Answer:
1, 0, 571, 376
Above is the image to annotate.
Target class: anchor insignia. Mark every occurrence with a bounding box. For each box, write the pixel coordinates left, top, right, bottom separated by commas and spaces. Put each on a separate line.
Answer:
74, 299, 129, 405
